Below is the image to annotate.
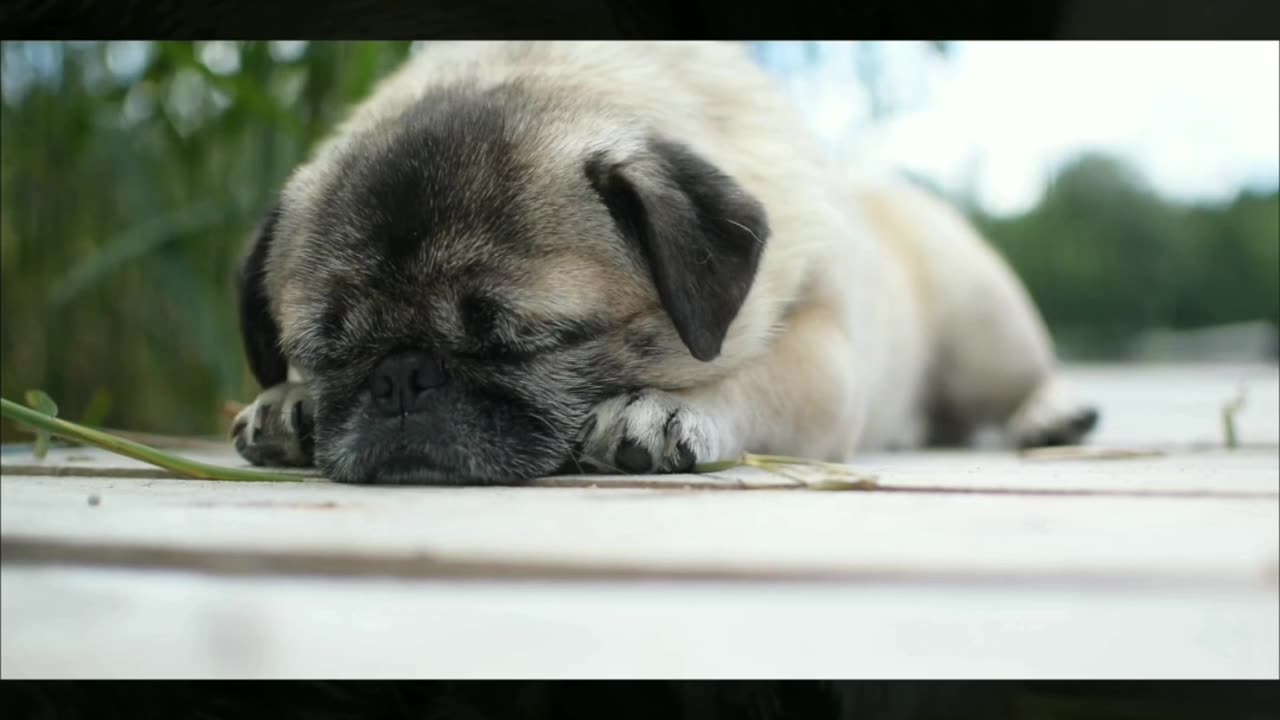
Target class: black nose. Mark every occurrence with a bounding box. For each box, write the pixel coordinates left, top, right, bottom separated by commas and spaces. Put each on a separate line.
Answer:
369, 350, 448, 416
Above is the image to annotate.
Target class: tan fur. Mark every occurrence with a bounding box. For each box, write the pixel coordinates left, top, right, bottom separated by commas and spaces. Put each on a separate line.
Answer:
240, 42, 1095, 479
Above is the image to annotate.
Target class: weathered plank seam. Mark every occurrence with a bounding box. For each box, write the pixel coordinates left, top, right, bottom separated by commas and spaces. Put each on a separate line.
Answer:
4, 535, 1277, 593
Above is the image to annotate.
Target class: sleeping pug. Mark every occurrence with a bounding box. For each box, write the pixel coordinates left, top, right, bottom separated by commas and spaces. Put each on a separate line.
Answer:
231, 42, 1098, 485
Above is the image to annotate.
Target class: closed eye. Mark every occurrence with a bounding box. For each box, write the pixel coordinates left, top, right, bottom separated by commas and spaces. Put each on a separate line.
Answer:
455, 319, 609, 364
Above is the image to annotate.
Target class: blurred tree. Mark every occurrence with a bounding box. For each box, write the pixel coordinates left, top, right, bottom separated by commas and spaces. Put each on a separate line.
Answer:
974, 153, 1279, 357
1172, 190, 1280, 329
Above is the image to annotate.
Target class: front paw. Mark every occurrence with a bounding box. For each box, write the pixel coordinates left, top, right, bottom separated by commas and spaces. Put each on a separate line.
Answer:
576, 389, 719, 474
231, 382, 315, 467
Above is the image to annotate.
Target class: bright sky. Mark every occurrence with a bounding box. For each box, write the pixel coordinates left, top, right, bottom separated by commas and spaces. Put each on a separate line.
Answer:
762, 41, 1280, 217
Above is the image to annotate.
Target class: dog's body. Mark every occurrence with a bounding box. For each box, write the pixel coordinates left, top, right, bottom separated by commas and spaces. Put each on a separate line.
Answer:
232, 42, 1097, 484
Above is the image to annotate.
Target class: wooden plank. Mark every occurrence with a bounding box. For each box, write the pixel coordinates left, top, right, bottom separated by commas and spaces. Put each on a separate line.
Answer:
3, 565, 1275, 678
3, 473, 1276, 586
850, 448, 1279, 496
4, 444, 1276, 496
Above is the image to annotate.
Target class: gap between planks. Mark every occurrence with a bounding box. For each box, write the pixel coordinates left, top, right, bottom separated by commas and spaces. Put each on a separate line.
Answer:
4, 535, 1277, 593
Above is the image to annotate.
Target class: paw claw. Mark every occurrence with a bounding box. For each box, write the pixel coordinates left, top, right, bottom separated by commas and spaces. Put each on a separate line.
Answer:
576, 389, 715, 475
1016, 405, 1102, 448
671, 441, 697, 473
231, 383, 315, 467
1070, 407, 1100, 434
616, 438, 653, 473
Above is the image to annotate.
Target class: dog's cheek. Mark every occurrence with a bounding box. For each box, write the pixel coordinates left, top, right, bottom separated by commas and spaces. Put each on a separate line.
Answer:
308, 380, 363, 439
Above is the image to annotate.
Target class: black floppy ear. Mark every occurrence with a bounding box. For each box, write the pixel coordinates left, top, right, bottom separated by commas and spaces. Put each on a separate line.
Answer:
586, 137, 769, 362
237, 202, 288, 389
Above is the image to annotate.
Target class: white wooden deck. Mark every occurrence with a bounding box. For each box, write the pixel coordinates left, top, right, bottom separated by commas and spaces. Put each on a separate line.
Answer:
2, 363, 1277, 678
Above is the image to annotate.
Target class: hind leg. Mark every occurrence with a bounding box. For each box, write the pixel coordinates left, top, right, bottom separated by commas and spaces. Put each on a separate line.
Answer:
927, 239, 1100, 449
1006, 375, 1100, 448
931, 293, 1100, 450
933, 357, 1100, 451
861, 181, 1100, 450
931, 288, 1101, 449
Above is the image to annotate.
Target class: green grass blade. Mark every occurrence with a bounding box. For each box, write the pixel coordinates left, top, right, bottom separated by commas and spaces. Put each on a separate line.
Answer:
22, 389, 59, 459
2, 397, 308, 482
694, 452, 880, 490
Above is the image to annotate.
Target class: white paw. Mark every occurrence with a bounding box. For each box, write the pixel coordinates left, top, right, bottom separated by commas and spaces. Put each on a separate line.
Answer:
574, 389, 723, 474
231, 382, 315, 467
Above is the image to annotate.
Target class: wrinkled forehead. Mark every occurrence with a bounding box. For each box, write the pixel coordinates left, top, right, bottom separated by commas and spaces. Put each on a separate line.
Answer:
271, 85, 650, 345
280, 165, 613, 331
325, 102, 530, 258
276, 247, 628, 354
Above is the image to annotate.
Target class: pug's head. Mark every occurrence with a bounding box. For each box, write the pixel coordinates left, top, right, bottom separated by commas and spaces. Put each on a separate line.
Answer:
237, 83, 769, 484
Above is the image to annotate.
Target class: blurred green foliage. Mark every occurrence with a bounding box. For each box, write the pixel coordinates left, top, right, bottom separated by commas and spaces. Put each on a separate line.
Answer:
1, 41, 1276, 442
2, 41, 416, 440
971, 155, 1279, 357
